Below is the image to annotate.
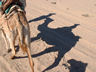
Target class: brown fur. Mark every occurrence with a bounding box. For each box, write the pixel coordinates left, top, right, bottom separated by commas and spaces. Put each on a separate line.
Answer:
0, 6, 34, 72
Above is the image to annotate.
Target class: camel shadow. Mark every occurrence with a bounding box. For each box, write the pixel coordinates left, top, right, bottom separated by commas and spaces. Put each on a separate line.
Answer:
66, 59, 88, 72
14, 13, 81, 72
30, 13, 81, 72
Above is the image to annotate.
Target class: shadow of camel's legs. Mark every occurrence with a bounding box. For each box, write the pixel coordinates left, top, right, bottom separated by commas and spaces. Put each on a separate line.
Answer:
43, 50, 65, 72
32, 47, 57, 57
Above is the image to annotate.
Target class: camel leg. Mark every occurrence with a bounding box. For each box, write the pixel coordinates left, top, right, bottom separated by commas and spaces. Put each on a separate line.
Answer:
1, 29, 10, 50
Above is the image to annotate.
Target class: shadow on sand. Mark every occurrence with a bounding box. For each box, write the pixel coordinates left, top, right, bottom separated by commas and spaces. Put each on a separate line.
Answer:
66, 59, 88, 72
14, 13, 81, 72
30, 13, 81, 72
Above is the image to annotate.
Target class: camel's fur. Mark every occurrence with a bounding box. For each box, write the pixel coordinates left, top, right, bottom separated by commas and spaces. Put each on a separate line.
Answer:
0, 5, 34, 72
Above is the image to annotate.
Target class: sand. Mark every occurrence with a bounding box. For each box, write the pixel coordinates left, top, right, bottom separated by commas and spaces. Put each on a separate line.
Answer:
0, 0, 96, 72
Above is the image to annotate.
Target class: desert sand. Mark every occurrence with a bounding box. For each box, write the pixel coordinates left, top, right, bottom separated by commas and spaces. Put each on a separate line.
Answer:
0, 0, 96, 72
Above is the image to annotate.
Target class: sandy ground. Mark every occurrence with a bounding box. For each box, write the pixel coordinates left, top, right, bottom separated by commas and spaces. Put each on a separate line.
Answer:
0, 0, 96, 72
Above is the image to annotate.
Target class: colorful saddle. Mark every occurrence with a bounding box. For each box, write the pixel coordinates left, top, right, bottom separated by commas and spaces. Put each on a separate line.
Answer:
0, 1, 24, 14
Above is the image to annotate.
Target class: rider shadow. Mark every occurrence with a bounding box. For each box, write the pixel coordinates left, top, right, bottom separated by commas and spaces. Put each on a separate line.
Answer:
67, 59, 88, 72
30, 14, 81, 72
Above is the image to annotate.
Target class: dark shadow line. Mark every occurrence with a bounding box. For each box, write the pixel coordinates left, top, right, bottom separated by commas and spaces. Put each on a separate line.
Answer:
28, 13, 56, 23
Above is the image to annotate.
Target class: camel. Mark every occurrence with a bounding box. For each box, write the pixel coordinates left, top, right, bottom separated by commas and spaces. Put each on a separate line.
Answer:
0, 5, 34, 72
